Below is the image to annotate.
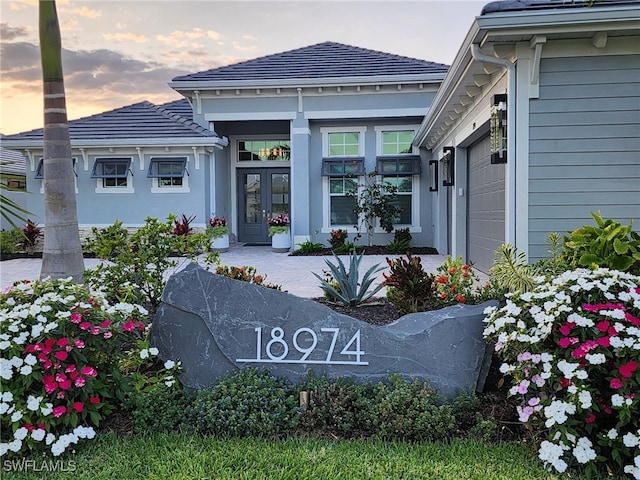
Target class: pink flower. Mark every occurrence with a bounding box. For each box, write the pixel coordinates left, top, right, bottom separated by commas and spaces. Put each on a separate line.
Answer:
559, 337, 578, 348
103, 332, 113, 339
597, 336, 611, 347
58, 380, 72, 390
81, 366, 97, 377
65, 364, 76, 373
516, 380, 530, 394
137, 321, 145, 331
74, 339, 85, 349
72, 402, 84, 413
619, 361, 638, 379
626, 312, 640, 326
52, 406, 66, 418
56, 338, 69, 348
101, 320, 112, 328
70, 313, 83, 323
56, 391, 65, 399
55, 373, 67, 383
90, 327, 100, 335
74, 376, 86, 387
585, 413, 596, 424
122, 321, 136, 332
79, 322, 91, 331
610, 378, 623, 389
597, 321, 610, 333
559, 322, 576, 336
54, 350, 68, 361
89, 396, 100, 405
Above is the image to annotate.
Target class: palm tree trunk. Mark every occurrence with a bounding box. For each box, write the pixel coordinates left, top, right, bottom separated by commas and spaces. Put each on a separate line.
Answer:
39, 0, 84, 282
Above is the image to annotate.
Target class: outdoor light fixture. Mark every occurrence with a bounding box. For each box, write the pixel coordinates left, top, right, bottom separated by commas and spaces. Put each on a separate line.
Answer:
442, 147, 454, 187
490, 94, 507, 164
429, 160, 438, 191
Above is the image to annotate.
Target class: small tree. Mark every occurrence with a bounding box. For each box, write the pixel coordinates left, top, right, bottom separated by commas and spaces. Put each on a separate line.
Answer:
348, 172, 401, 246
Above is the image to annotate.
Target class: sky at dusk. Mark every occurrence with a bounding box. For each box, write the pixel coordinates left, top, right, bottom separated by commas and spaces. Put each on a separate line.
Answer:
0, 0, 487, 136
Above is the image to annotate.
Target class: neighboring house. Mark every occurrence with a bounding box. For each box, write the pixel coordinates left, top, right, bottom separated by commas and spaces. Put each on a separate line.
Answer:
2, 42, 448, 247
0, 145, 27, 230
2, 100, 227, 239
414, 0, 640, 272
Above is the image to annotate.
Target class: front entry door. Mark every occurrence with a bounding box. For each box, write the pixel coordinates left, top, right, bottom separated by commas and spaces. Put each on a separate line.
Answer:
238, 168, 290, 244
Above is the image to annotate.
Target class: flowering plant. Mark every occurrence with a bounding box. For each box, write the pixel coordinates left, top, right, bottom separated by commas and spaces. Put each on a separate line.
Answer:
207, 216, 229, 239
435, 256, 479, 305
483, 268, 640, 478
329, 229, 348, 250
0, 278, 178, 457
268, 213, 289, 236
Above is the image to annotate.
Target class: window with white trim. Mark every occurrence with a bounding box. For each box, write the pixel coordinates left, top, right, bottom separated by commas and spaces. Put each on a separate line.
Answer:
34, 157, 79, 194
320, 127, 366, 230
375, 127, 421, 230
91, 158, 134, 193
147, 157, 190, 193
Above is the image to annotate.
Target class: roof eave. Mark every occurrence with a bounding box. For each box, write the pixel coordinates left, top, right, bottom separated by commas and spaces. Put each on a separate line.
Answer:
1, 137, 227, 149
169, 73, 447, 91
415, 4, 640, 148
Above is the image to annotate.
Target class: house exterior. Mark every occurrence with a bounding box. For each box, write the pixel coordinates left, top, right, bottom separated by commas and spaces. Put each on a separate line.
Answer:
414, 0, 640, 272
2, 42, 447, 247
0, 146, 27, 230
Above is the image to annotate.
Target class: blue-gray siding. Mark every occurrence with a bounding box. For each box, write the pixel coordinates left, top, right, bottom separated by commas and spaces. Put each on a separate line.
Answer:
528, 54, 640, 262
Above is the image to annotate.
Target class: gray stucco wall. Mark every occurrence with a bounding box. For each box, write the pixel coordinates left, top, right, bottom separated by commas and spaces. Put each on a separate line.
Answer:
528, 54, 640, 262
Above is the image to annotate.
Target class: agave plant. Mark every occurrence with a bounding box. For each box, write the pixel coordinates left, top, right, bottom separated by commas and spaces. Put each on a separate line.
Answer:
313, 249, 385, 306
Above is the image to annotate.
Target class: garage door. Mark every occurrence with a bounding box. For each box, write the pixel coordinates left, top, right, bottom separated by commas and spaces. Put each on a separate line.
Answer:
466, 136, 506, 273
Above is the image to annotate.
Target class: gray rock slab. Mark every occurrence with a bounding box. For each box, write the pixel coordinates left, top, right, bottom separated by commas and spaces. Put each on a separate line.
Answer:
150, 263, 497, 399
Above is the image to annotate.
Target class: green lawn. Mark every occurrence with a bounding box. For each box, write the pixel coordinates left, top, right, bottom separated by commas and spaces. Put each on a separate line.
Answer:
4, 434, 588, 480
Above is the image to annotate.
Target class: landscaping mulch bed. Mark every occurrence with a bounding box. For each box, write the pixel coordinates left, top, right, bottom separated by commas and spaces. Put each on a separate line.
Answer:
290, 245, 439, 256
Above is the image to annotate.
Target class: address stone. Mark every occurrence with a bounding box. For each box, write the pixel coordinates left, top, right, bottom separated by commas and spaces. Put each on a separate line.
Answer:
150, 263, 496, 399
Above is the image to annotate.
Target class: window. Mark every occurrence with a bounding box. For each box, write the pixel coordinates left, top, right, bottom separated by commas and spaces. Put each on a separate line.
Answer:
148, 157, 187, 187
320, 127, 366, 231
34, 158, 77, 179
329, 177, 358, 226
238, 140, 290, 161
381, 130, 414, 155
91, 158, 133, 192
375, 126, 421, 230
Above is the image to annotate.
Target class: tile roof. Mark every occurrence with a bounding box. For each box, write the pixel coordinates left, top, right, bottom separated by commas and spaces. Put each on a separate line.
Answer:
172, 41, 448, 83
0, 146, 26, 175
481, 0, 640, 14
1, 99, 212, 142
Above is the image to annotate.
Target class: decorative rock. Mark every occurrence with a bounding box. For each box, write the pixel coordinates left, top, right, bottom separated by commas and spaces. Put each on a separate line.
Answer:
150, 264, 497, 399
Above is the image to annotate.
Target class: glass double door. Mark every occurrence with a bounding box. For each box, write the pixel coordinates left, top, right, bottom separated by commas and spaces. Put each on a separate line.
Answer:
237, 168, 290, 244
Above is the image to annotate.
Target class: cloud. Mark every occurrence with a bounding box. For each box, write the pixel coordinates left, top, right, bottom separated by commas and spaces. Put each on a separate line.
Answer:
0, 23, 31, 40
68, 6, 102, 19
102, 32, 149, 43
207, 30, 221, 41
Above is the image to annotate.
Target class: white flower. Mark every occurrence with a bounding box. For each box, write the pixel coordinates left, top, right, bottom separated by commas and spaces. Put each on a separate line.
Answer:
557, 360, 579, 379
623, 432, 639, 448
164, 359, 175, 369
1, 392, 13, 402
11, 410, 23, 423
573, 437, 597, 464
612, 394, 624, 407
0, 403, 8, 415
578, 390, 592, 409
538, 440, 569, 473
19, 364, 33, 376
149, 347, 159, 356
585, 353, 606, 365
608, 428, 618, 440
139, 349, 149, 359
26, 395, 42, 411
24, 354, 37, 366
45, 433, 56, 445
7, 439, 22, 453
0, 341, 9, 350
31, 429, 45, 442
41, 402, 53, 416
14, 427, 28, 441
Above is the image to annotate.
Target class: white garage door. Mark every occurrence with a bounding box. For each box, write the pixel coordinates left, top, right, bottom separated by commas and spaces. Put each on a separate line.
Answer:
467, 136, 506, 273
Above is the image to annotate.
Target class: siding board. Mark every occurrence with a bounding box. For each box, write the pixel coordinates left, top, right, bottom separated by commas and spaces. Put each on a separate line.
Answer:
527, 54, 640, 263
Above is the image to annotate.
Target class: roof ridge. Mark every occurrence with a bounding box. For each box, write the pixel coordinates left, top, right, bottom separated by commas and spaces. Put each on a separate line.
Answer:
151, 101, 214, 137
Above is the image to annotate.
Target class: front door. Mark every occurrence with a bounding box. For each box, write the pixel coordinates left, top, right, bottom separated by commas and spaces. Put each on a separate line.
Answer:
238, 168, 290, 244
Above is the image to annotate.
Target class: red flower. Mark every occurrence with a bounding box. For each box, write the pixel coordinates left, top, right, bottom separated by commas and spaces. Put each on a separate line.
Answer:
626, 312, 640, 326
455, 294, 467, 304
448, 267, 457, 274
619, 361, 638, 379
79, 321, 91, 330
24, 423, 34, 432
89, 396, 100, 405
81, 366, 98, 377
54, 350, 68, 361
559, 378, 572, 388
558, 337, 578, 348
597, 336, 611, 348
52, 406, 66, 418
584, 413, 596, 424
58, 380, 72, 390
56, 338, 69, 348
436, 275, 448, 284
559, 322, 576, 336
122, 321, 136, 332
596, 321, 610, 333
610, 378, 623, 389
72, 402, 84, 413
101, 320, 112, 328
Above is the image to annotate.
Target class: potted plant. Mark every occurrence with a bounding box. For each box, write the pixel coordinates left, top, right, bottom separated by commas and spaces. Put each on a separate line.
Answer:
268, 213, 290, 252
208, 216, 229, 252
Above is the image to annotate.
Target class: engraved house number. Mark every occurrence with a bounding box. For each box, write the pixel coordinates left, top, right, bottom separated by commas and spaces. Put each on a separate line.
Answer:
236, 327, 368, 365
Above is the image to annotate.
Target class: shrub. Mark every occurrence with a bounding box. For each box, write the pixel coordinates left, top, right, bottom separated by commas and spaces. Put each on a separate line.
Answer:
434, 256, 479, 305
0, 278, 160, 457
298, 375, 375, 437
193, 368, 300, 438
215, 264, 281, 290
84, 215, 215, 311
313, 249, 384, 306
367, 374, 455, 441
0, 228, 22, 254
561, 212, 640, 275
294, 239, 324, 254
383, 254, 436, 314
126, 385, 197, 434
21, 219, 42, 250
386, 228, 412, 254
483, 268, 640, 477
172, 213, 195, 236
328, 229, 348, 251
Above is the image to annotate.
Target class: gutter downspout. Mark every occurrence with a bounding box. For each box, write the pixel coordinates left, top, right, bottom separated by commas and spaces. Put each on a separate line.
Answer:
470, 44, 517, 245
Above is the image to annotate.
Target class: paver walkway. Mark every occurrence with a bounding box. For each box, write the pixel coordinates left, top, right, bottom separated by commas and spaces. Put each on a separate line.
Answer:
0, 243, 457, 298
